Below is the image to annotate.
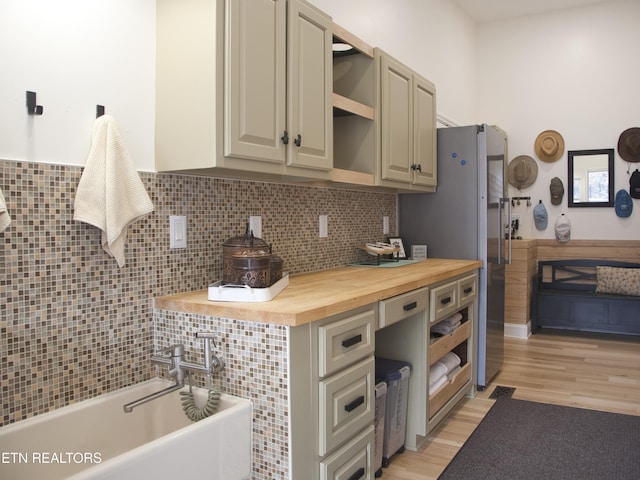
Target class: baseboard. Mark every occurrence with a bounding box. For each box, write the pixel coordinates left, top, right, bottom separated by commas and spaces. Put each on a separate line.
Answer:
504, 322, 530, 339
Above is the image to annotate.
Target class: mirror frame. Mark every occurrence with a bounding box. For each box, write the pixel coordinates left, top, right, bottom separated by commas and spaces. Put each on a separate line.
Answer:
567, 148, 615, 208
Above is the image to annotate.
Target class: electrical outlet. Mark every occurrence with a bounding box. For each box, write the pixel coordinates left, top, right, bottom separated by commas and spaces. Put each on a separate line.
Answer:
511, 213, 521, 225
383, 216, 389, 235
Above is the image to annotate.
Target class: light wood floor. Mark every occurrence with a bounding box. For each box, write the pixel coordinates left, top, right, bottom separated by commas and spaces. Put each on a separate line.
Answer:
382, 330, 640, 480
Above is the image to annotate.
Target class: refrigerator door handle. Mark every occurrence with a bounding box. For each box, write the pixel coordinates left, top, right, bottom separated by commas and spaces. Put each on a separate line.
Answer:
506, 198, 512, 264
497, 198, 503, 264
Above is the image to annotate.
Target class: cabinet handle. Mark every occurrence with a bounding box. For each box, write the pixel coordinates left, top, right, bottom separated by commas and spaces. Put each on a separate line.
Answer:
281, 130, 289, 145
403, 301, 417, 311
344, 395, 365, 413
441, 296, 452, 305
294, 134, 302, 147
347, 467, 365, 480
342, 334, 362, 348
464, 287, 473, 294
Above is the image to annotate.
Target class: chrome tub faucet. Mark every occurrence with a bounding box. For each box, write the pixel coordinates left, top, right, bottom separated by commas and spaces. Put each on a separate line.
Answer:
123, 333, 225, 413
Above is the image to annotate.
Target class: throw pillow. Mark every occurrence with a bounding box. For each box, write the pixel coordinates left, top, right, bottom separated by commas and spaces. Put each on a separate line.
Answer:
596, 266, 640, 296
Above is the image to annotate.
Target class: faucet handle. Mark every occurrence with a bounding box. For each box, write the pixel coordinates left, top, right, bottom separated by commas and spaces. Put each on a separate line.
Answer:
196, 332, 225, 374
195, 332, 217, 346
158, 343, 185, 357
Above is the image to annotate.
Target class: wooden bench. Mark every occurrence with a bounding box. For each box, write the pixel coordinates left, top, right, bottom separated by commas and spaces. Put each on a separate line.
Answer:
532, 259, 640, 335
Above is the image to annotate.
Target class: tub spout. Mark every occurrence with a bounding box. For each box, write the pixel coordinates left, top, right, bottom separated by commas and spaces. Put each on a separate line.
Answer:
123, 380, 184, 413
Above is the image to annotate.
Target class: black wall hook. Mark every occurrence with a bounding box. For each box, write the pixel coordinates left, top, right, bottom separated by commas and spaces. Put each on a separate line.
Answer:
26, 91, 43, 115
96, 105, 105, 118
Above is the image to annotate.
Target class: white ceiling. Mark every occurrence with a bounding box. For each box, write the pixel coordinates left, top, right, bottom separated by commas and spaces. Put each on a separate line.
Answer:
453, 0, 614, 23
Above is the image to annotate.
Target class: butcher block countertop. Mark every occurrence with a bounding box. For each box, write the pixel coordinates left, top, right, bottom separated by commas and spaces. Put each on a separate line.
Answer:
154, 258, 481, 327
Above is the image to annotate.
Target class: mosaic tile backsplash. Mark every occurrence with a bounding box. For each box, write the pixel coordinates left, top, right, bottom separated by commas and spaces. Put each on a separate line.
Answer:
0, 158, 396, 428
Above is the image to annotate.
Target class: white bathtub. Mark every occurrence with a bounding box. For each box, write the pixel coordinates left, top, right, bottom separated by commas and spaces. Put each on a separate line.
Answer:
0, 379, 252, 480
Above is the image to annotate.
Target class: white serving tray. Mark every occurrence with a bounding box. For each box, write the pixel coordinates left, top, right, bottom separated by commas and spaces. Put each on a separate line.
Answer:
208, 273, 289, 302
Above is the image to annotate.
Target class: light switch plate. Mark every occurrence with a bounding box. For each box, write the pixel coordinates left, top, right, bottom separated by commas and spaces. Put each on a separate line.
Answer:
249, 215, 262, 238
383, 216, 389, 235
169, 215, 187, 249
319, 215, 328, 238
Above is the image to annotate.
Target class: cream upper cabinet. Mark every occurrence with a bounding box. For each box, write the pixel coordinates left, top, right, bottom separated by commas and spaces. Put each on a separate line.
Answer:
376, 49, 437, 191
412, 74, 437, 188
156, 0, 332, 180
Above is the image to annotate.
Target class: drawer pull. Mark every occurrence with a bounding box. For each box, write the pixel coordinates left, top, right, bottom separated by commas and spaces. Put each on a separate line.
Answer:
403, 301, 418, 311
347, 467, 365, 480
344, 395, 365, 413
440, 296, 452, 305
464, 287, 473, 294
342, 334, 362, 348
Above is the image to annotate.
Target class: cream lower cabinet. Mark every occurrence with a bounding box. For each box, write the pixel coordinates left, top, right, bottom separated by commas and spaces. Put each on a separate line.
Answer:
156, 0, 332, 180
376, 49, 437, 191
289, 305, 377, 480
375, 272, 477, 451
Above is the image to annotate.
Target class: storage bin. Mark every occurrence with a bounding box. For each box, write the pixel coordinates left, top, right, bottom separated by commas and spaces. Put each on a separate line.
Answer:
375, 358, 412, 467
374, 381, 387, 477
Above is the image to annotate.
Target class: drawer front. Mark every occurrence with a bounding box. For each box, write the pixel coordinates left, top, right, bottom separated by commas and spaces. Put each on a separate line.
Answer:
430, 281, 458, 323
319, 308, 376, 378
319, 357, 375, 456
458, 274, 478, 307
320, 425, 374, 480
379, 286, 429, 328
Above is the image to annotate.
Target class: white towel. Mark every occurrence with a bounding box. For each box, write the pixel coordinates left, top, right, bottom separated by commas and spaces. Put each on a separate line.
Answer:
429, 374, 448, 395
74, 115, 154, 267
0, 188, 11, 233
439, 352, 461, 373
429, 362, 448, 388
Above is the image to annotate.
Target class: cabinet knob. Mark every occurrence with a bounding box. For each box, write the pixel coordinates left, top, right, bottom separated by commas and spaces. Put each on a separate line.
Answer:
294, 134, 302, 147
281, 131, 289, 145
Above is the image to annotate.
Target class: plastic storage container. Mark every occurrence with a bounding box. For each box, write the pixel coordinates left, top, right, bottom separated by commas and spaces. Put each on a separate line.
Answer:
375, 358, 412, 467
374, 381, 387, 477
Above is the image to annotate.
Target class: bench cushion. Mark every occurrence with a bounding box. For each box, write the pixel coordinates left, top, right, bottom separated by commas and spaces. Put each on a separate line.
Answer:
596, 266, 640, 296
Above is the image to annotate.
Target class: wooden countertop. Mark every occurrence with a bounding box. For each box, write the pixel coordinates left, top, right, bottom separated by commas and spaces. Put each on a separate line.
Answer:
154, 258, 481, 327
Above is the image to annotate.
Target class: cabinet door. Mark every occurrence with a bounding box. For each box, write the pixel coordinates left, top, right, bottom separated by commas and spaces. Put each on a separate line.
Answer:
225, 0, 287, 164
412, 75, 437, 187
287, 0, 333, 171
379, 54, 413, 183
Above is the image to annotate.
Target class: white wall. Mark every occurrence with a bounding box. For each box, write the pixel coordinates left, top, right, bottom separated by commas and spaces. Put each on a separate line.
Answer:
0, 0, 156, 171
477, 0, 640, 239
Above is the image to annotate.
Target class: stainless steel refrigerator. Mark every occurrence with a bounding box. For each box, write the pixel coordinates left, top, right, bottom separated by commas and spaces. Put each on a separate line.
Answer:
399, 124, 510, 390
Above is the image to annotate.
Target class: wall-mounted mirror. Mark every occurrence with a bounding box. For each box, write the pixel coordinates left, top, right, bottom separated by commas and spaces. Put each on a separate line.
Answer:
568, 148, 614, 207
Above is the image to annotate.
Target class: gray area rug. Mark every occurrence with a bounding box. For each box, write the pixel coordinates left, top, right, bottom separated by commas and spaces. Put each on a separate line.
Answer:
438, 397, 640, 479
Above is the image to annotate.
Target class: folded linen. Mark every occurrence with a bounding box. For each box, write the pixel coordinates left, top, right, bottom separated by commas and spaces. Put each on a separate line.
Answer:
440, 312, 463, 328
429, 374, 448, 395
447, 365, 462, 381
439, 352, 461, 373
431, 320, 461, 336
74, 115, 154, 267
0, 188, 10, 233
429, 362, 448, 388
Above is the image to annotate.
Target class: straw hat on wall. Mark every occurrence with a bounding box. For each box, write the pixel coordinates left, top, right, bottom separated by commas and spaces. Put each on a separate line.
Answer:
535, 130, 565, 163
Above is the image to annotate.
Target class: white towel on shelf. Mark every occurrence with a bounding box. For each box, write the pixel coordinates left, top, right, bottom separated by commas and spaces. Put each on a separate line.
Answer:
73, 115, 154, 267
429, 374, 448, 394
429, 362, 448, 388
441, 312, 463, 327
0, 188, 11, 233
431, 320, 461, 336
439, 352, 461, 373
447, 365, 462, 382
